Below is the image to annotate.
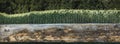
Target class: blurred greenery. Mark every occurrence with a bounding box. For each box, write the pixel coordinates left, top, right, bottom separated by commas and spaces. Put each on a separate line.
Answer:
0, 10, 120, 24
0, 0, 120, 14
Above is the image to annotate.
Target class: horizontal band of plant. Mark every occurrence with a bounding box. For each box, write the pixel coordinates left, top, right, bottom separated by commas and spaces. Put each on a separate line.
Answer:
0, 10, 120, 24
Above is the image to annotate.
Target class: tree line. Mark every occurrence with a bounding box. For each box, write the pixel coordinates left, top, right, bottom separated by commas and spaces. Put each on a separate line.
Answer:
0, 0, 120, 14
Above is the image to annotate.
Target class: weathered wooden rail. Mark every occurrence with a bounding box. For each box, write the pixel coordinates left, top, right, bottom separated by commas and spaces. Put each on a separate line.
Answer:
0, 23, 120, 42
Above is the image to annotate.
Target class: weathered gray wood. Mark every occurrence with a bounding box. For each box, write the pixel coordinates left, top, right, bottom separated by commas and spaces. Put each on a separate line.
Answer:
0, 24, 120, 40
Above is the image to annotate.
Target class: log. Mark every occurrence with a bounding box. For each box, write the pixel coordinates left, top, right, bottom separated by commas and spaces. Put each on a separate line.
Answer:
0, 24, 120, 42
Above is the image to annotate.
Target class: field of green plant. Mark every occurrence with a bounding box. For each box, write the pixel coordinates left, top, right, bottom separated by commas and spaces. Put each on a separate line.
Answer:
0, 10, 120, 24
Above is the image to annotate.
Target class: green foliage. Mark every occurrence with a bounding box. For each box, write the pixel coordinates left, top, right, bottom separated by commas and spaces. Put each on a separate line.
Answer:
0, 0, 120, 14
0, 10, 120, 24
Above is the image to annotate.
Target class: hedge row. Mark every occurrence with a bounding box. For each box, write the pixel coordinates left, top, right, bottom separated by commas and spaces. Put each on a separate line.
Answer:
0, 10, 120, 24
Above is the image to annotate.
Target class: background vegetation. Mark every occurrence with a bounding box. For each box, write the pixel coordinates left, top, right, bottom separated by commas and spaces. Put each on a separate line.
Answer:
0, 10, 120, 24
0, 0, 120, 14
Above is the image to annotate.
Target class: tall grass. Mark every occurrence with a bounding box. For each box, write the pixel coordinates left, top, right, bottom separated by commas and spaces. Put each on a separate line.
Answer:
0, 10, 120, 24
